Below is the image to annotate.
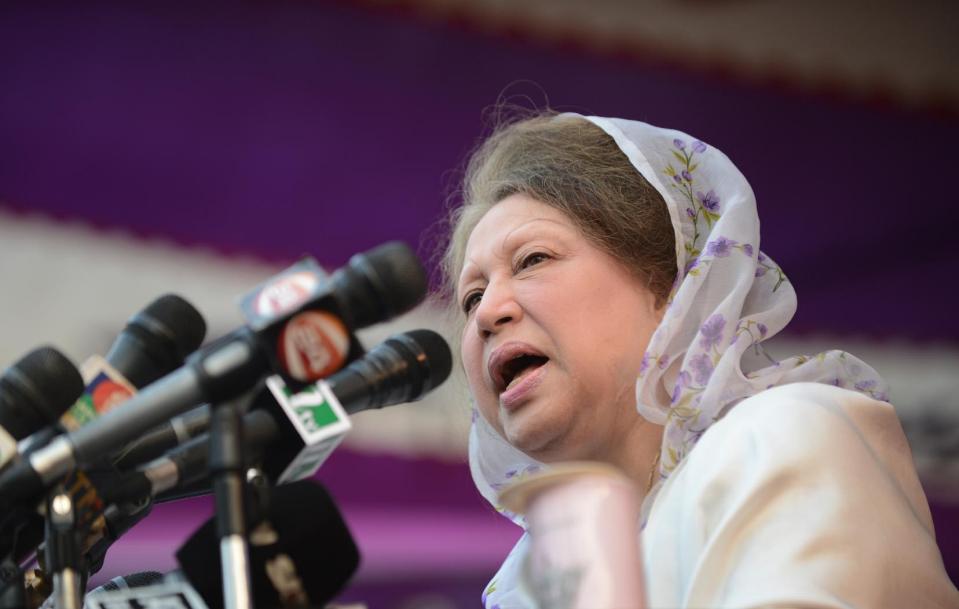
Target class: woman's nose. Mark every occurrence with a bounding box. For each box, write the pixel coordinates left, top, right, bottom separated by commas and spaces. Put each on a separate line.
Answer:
475, 281, 522, 339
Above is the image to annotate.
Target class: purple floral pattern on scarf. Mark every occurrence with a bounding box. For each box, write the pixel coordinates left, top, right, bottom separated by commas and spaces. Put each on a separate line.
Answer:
699, 314, 726, 350
755, 251, 788, 291
689, 354, 714, 385
649, 132, 884, 475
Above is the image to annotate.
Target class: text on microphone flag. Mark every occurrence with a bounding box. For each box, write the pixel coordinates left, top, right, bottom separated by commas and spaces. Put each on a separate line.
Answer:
265, 375, 351, 484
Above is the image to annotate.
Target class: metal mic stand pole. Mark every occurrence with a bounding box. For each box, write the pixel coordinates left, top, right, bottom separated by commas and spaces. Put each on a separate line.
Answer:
209, 400, 252, 609
44, 490, 82, 609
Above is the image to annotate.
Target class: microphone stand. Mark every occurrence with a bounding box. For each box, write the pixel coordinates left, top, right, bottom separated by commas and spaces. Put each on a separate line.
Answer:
209, 399, 252, 609
43, 490, 82, 609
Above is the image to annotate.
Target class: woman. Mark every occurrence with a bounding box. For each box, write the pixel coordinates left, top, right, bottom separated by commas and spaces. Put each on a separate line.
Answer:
444, 113, 958, 608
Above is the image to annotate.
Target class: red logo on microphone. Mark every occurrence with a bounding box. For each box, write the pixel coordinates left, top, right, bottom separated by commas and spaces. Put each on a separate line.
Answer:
277, 311, 350, 382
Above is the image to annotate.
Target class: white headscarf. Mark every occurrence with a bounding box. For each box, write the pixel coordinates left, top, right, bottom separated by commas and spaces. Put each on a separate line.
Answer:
470, 115, 888, 609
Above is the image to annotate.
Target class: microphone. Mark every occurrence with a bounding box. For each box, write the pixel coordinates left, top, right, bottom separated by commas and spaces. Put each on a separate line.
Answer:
175, 480, 360, 609
256, 327, 452, 484
0, 242, 426, 508
115, 327, 453, 474
70, 326, 449, 580
62, 295, 207, 518
0, 348, 82, 563
326, 328, 453, 415
121, 329, 452, 500
76, 410, 276, 578
1, 347, 84, 466
60, 294, 207, 431
79, 294, 209, 467
90, 571, 165, 592
61, 295, 206, 532
103, 294, 207, 390
110, 406, 210, 471
0, 296, 206, 567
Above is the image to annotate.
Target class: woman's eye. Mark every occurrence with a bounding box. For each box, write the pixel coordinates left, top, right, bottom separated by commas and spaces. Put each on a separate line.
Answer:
462, 291, 483, 314
519, 252, 549, 270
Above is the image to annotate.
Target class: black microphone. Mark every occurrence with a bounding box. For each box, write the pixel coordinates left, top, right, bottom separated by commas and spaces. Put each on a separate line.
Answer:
90, 570, 165, 592
79, 323, 450, 599
62, 295, 207, 517
84, 327, 443, 575
104, 294, 207, 390
0, 347, 84, 461
112, 329, 452, 502
326, 328, 452, 415
104, 294, 210, 469
59, 294, 207, 432
93, 409, 275, 508
175, 480, 360, 609
109, 405, 211, 471
114, 327, 453, 472
76, 409, 276, 579
0, 348, 83, 600
0, 296, 206, 568
0, 242, 426, 509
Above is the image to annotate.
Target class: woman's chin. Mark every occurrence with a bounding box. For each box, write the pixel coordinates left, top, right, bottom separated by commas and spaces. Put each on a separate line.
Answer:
501, 410, 570, 462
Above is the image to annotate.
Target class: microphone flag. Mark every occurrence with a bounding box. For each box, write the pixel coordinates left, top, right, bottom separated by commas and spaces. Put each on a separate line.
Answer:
60, 356, 137, 431
263, 375, 351, 484
237, 257, 362, 384
85, 581, 209, 609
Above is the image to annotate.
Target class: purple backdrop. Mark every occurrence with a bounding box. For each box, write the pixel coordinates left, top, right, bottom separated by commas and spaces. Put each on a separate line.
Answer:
2, 1, 957, 340
1, 1, 956, 605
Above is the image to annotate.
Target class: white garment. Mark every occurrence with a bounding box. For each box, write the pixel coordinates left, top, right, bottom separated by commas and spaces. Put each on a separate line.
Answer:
641, 382, 957, 608
487, 383, 959, 609
484, 382, 958, 608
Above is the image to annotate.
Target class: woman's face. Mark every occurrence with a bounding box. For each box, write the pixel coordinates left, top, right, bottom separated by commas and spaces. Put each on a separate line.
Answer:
457, 193, 664, 463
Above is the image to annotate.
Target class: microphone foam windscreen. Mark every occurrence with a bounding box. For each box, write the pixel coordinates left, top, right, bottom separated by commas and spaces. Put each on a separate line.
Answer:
113, 294, 207, 386
395, 329, 452, 393
175, 480, 360, 609
138, 294, 207, 360
335, 241, 426, 328
0, 346, 83, 438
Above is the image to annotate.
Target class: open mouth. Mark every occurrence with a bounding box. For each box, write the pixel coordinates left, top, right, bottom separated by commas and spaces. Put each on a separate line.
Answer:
495, 353, 549, 393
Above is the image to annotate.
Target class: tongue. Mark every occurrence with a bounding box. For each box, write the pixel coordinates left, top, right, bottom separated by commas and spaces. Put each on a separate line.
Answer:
506, 359, 546, 390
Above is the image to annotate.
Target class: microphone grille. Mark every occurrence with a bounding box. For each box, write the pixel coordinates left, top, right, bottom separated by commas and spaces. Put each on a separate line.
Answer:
392, 329, 452, 394
134, 294, 207, 361
0, 346, 84, 427
336, 242, 427, 328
